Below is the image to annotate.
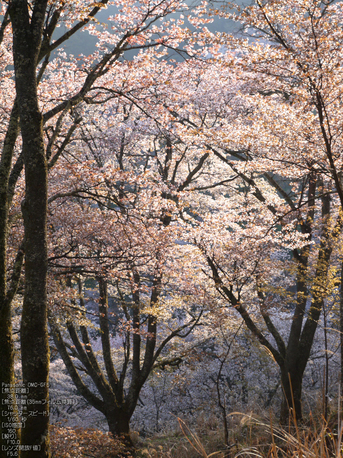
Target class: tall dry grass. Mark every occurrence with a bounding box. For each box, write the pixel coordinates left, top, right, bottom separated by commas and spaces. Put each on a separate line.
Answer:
140, 408, 343, 458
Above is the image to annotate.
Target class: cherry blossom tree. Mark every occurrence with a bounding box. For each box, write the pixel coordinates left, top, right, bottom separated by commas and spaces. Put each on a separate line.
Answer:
45, 92, 220, 439
215, 0, 343, 421
0, 1, 210, 455
155, 0, 343, 422
127, 24, 343, 422
3, 1, 343, 450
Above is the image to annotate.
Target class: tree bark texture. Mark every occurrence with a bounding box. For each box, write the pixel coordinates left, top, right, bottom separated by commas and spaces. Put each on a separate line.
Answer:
9, 1, 50, 456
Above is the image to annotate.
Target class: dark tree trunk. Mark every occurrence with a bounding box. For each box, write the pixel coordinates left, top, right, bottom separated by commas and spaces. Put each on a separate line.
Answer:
106, 410, 132, 441
280, 367, 303, 424
9, 1, 50, 456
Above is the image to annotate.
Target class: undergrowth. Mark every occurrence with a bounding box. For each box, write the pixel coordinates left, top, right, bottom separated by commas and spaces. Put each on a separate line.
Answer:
137, 409, 343, 458
50, 407, 343, 458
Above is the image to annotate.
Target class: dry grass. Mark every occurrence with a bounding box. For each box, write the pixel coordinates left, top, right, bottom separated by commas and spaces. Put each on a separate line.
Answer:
50, 405, 343, 458
138, 409, 343, 458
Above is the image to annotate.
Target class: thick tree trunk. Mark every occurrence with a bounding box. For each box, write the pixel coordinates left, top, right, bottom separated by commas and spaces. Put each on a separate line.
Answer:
280, 367, 303, 424
10, 1, 50, 456
107, 411, 131, 436
106, 410, 133, 446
